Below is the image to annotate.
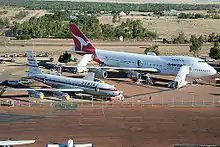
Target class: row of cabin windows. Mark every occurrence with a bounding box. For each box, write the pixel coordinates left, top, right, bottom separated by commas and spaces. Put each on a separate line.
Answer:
149, 64, 163, 67
171, 59, 185, 62
167, 63, 186, 67
44, 77, 97, 88
81, 81, 97, 87
194, 69, 211, 72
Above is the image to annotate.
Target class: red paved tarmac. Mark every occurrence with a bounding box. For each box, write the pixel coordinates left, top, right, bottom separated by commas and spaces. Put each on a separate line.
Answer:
0, 106, 220, 147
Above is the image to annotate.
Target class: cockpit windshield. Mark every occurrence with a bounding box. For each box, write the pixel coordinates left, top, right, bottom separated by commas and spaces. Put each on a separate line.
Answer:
110, 87, 117, 91
198, 59, 206, 63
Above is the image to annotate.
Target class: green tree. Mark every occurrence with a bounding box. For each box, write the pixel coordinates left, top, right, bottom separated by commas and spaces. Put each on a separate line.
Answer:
14, 11, 28, 19
58, 52, 72, 63
209, 42, 220, 59
189, 36, 203, 57
173, 32, 188, 44
112, 14, 117, 23
198, 35, 204, 43
144, 45, 160, 55
208, 32, 216, 42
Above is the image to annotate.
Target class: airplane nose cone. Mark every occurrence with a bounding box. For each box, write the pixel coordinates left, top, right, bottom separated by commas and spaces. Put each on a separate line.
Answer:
211, 67, 217, 75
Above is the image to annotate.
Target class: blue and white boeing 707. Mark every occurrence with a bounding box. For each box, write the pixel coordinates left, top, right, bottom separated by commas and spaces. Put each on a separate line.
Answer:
1, 50, 124, 101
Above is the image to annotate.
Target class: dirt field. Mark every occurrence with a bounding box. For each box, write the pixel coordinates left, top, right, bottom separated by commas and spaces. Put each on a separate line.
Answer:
0, 38, 213, 57
0, 106, 220, 147
99, 15, 220, 39
0, 6, 47, 24
0, 37, 220, 147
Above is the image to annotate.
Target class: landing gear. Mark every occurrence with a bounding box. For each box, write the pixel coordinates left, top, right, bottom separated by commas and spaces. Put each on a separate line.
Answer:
145, 73, 154, 85
168, 81, 178, 88
193, 78, 200, 84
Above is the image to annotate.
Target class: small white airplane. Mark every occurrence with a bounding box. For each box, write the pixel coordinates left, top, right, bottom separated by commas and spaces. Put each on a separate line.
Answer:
0, 50, 124, 101
46, 139, 94, 147
0, 140, 35, 147
69, 24, 217, 88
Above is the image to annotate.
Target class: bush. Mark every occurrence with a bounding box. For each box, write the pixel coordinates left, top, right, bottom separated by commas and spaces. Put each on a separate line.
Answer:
58, 52, 72, 63
0, 11, 8, 15
172, 32, 188, 44
189, 35, 204, 57
16, 35, 31, 40
0, 18, 9, 27
144, 45, 160, 55
14, 11, 28, 19
209, 42, 220, 60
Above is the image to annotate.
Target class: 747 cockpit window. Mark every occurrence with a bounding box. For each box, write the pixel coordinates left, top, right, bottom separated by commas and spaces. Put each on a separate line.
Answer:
198, 60, 206, 63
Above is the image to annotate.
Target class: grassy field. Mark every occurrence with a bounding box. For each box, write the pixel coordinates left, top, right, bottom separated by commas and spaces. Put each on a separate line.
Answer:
0, 6, 47, 24
99, 15, 220, 39
48, 0, 220, 4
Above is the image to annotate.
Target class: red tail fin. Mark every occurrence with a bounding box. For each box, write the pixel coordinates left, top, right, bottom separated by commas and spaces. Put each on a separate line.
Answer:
69, 24, 96, 54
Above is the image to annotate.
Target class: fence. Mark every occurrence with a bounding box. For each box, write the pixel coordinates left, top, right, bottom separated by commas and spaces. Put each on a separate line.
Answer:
66, 95, 220, 108
1, 95, 220, 109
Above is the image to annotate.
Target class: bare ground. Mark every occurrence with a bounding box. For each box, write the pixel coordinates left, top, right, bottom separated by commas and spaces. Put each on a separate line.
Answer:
0, 106, 220, 147
99, 15, 220, 39
0, 38, 213, 57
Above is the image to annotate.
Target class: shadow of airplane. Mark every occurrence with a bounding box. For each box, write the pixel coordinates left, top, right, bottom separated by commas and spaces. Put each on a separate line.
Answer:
209, 93, 220, 97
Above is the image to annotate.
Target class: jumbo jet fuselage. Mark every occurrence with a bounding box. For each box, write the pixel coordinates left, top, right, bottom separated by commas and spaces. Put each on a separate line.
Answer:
69, 23, 217, 79
95, 49, 217, 78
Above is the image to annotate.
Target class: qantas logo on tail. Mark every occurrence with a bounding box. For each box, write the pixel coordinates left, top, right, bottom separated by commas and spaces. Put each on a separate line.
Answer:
69, 24, 102, 63
71, 32, 89, 51
69, 24, 95, 53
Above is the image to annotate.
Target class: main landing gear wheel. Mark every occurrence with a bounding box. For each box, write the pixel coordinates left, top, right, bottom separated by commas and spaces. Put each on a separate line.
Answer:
145, 73, 154, 85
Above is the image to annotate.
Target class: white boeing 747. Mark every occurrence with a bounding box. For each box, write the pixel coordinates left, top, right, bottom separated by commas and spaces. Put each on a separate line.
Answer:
69, 24, 217, 88
1, 50, 124, 101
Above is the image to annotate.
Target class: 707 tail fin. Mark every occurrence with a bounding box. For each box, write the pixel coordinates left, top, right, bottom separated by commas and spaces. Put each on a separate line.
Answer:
26, 50, 43, 76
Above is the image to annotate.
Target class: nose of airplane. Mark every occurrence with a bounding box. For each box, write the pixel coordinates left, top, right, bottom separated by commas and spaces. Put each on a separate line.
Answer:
210, 66, 217, 76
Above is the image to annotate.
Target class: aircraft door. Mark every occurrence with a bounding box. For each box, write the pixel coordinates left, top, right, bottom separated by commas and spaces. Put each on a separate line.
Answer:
137, 60, 144, 67
95, 85, 99, 92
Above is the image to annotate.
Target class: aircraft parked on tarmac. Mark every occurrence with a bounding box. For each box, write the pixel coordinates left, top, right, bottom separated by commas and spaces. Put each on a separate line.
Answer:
46, 139, 94, 147
0, 139, 35, 146
69, 24, 217, 88
0, 50, 124, 101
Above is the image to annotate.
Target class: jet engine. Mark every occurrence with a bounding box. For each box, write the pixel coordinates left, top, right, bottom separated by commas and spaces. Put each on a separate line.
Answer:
127, 71, 142, 81
28, 90, 44, 99
95, 69, 108, 79
52, 91, 70, 100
